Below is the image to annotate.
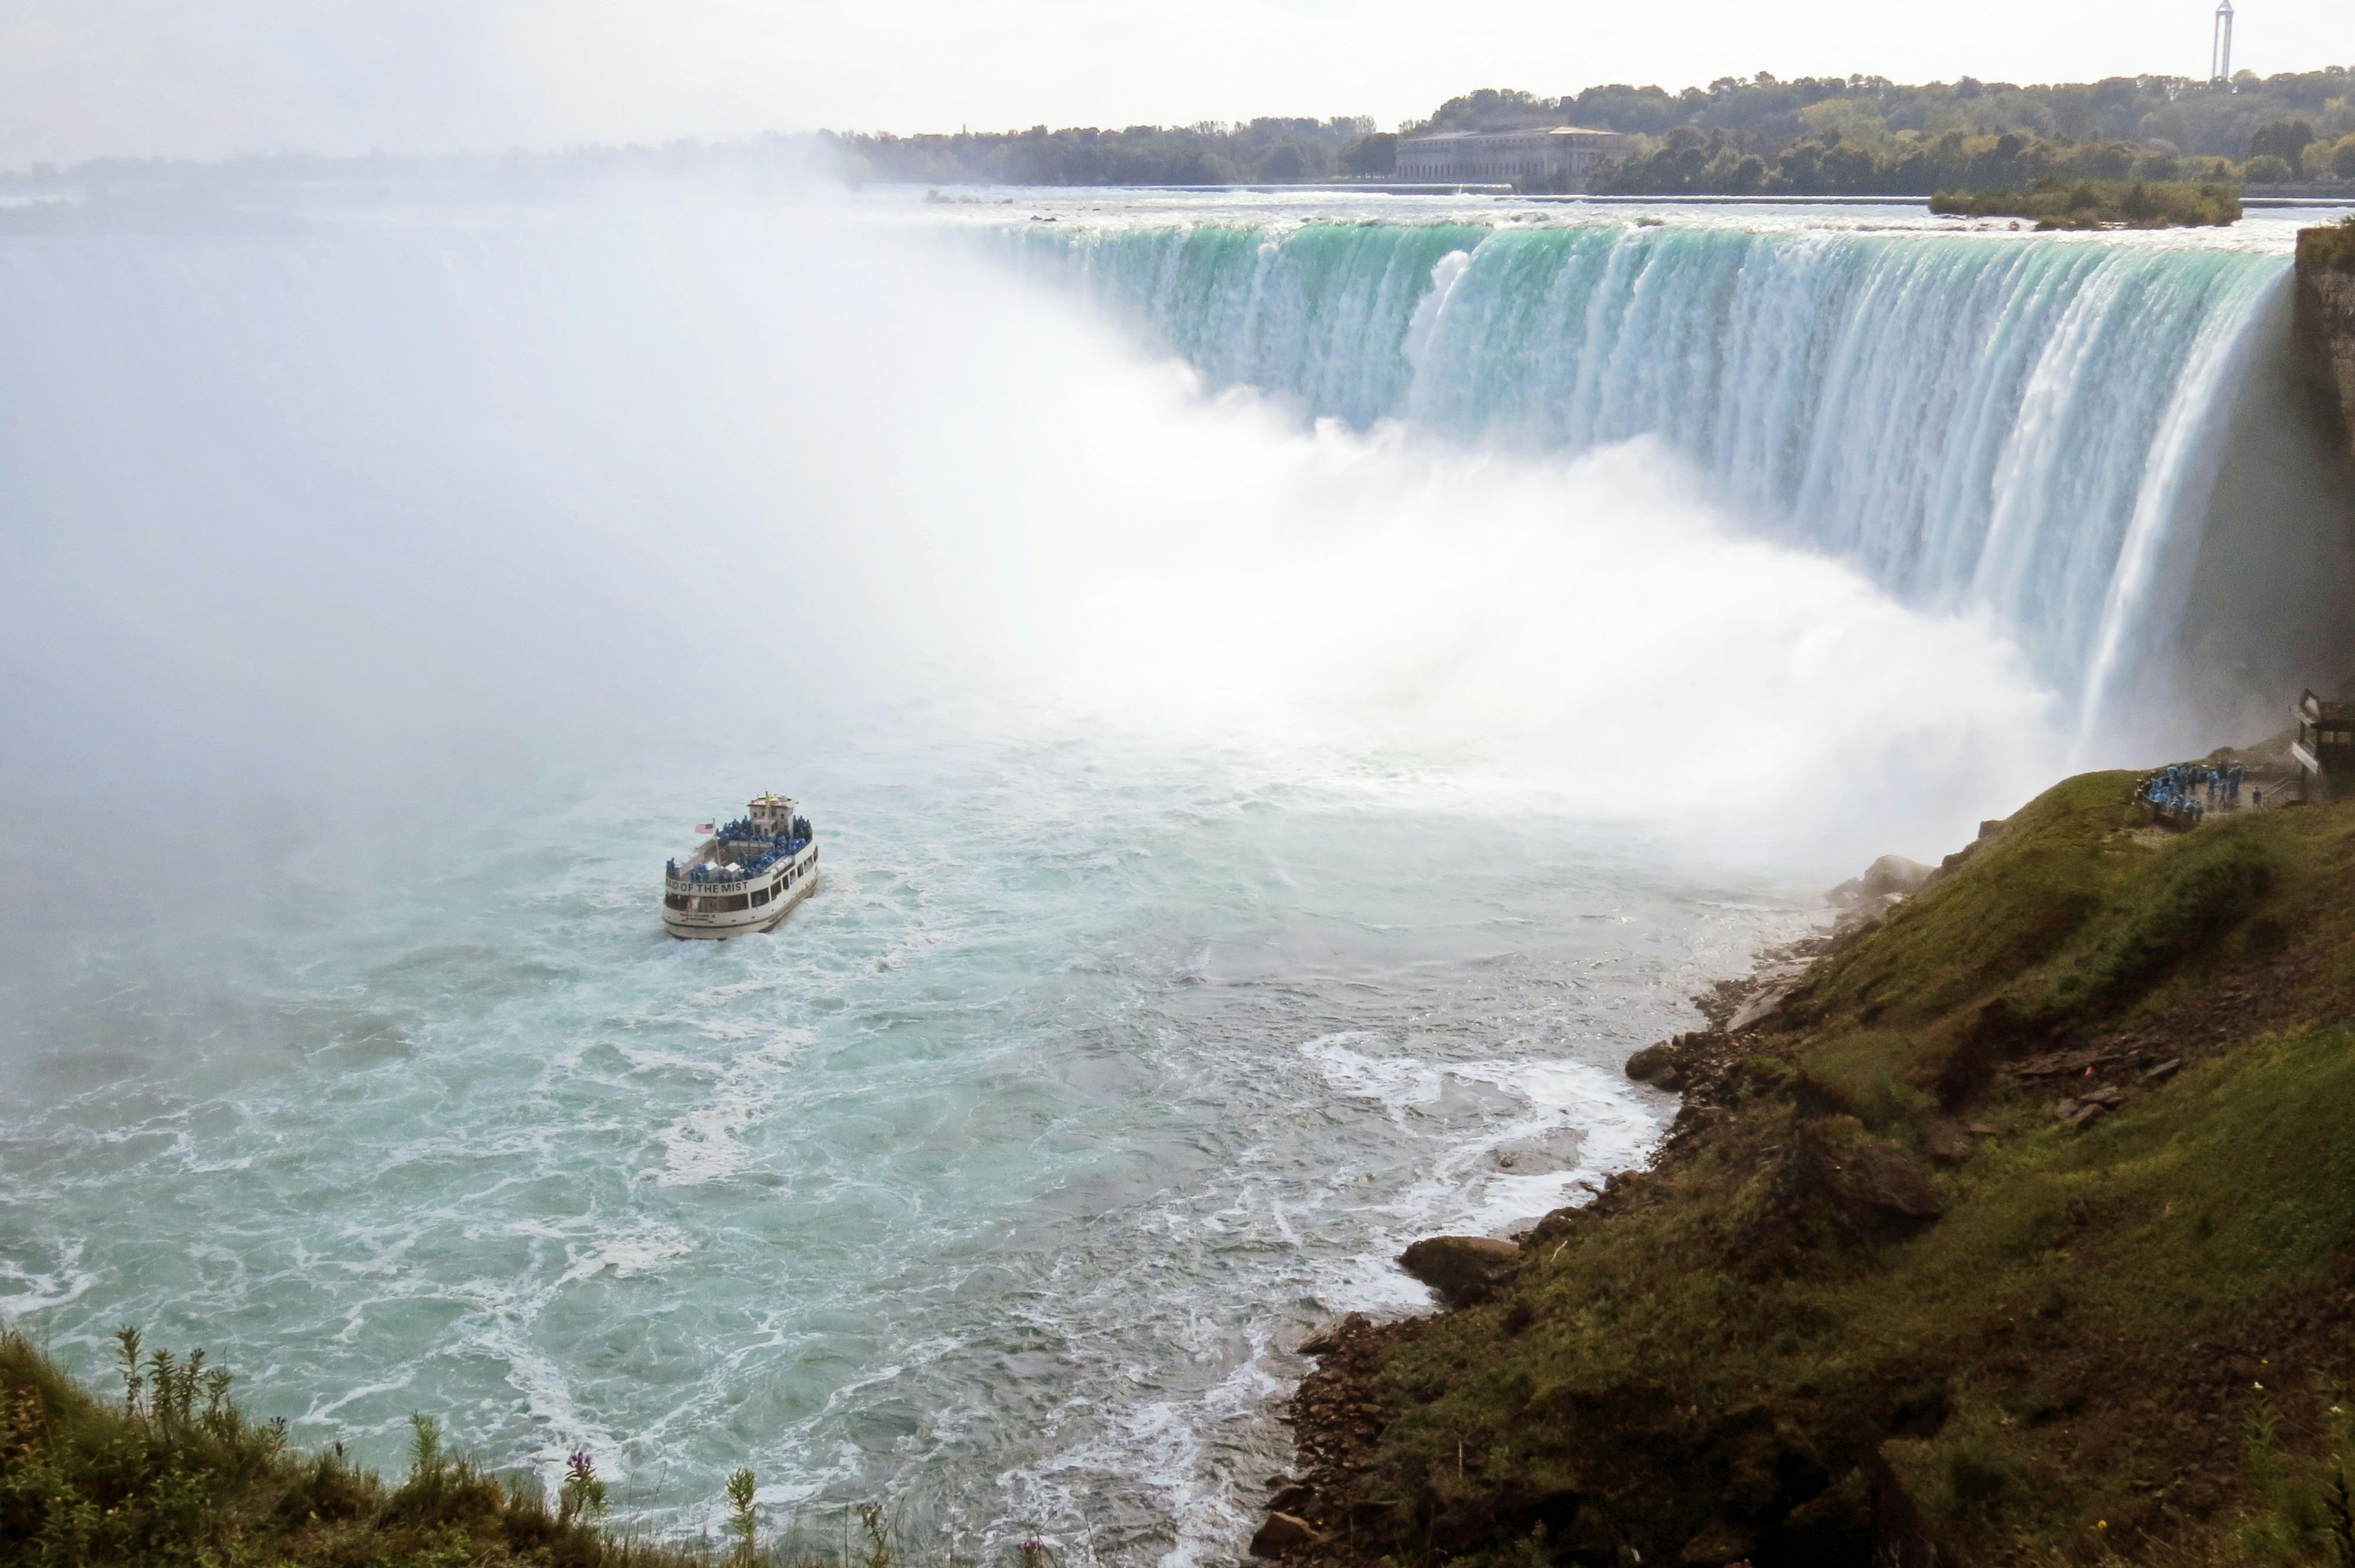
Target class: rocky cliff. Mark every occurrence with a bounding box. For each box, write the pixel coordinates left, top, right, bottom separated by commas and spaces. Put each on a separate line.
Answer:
2296, 221, 2355, 459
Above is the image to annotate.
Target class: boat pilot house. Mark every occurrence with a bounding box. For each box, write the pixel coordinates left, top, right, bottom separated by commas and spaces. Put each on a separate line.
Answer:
2295, 689, 2355, 800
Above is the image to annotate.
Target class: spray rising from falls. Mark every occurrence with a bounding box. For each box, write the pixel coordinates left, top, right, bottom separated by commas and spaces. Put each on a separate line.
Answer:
1005, 221, 2305, 743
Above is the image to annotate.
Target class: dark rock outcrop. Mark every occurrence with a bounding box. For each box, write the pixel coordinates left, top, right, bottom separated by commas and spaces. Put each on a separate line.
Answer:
1827, 853, 1934, 911
1810, 1127, 1943, 1219
1625, 1039, 1683, 1087
2295, 224, 2355, 462
1396, 1235, 1520, 1306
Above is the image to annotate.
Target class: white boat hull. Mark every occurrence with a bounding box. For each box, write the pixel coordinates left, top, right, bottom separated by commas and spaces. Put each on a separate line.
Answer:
664, 843, 820, 939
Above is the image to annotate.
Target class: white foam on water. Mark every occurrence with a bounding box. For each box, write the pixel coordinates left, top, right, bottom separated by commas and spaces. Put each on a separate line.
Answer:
0, 1242, 94, 1322
658, 1031, 816, 1186
1299, 1036, 1671, 1249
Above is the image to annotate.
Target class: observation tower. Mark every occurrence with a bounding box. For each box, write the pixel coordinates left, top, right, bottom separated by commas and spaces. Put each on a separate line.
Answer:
2211, 0, 2235, 85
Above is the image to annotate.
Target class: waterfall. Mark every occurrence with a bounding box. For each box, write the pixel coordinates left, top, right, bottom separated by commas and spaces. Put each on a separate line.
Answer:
1003, 220, 2302, 738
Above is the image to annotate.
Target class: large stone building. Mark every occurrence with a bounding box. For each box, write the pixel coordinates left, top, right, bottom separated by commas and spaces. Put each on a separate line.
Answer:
1394, 126, 1631, 188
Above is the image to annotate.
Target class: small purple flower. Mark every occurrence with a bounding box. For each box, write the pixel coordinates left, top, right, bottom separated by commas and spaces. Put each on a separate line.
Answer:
567, 1450, 596, 1484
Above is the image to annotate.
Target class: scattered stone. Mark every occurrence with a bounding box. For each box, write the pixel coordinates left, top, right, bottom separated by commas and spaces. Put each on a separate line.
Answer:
1924, 1122, 1977, 1165
1398, 1236, 1521, 1306
1966, 1122, 1999, 1136
2144, 1058, 2183, 1082
1296, 1312, 1367, 1356
1249, 1512, 1325, 1556
2083, 1086, 2126, 1109
2014, 1048, 2128, 1079
2054, 1099, 2080, 1119
2070, 1102, 2108, 1131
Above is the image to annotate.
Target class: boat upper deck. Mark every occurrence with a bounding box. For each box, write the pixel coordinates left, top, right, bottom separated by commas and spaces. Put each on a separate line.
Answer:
666, 796, 816, 892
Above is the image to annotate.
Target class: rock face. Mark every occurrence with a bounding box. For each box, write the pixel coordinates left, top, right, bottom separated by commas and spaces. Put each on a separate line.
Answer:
1397, 1236, 1520, 1306
1827, 854, 1934, 911
2295, 225, 2355, 462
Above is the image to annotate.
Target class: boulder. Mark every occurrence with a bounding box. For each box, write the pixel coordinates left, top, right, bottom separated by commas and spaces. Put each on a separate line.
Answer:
1626, 1041, 1682, 1087
1923, 1122, 1976, 1165
1726, 977, 1802, 1033
1398, 1236, 1522, 1306
1249, 1513, 1325, 1557
1827, 1138, 1942, 1218
1266, 1484, 1317, 1516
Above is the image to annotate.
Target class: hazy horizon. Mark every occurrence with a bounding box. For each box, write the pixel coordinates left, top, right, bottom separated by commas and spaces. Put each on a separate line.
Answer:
3, 0, 2350, 170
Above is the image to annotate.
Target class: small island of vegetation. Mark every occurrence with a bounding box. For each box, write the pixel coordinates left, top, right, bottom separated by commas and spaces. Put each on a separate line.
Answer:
1929, 177, 2242, 229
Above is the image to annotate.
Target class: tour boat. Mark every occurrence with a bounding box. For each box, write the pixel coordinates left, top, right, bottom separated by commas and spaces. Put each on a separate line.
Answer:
662, 794, 820, 939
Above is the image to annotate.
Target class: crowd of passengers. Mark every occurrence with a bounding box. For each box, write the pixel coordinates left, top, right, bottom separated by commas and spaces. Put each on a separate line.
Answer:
666, 814, 816, 884
2143, 762, 2252, 825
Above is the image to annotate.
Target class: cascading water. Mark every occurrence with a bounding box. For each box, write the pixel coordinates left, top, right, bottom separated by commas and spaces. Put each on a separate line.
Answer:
1003, 220, 2319, 744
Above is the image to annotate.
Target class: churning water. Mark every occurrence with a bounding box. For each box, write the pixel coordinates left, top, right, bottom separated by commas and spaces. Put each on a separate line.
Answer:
1, 188, 2346, 1565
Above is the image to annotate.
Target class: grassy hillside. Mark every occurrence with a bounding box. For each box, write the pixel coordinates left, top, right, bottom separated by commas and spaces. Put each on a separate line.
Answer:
1273, 773, 2355, 1567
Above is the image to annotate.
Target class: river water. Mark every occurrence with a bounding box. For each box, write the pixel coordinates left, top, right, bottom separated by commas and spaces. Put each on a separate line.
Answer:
0, 185, 2335, 1564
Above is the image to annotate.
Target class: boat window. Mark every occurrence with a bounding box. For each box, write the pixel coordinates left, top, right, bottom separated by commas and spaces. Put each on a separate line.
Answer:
664, 893, 689, 911
717, 893, 751, 912
751, 888, 769, 906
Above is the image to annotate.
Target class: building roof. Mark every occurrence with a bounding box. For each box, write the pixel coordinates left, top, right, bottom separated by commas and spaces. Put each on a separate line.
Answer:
2299, 689, 2355, 723
1400, 126, 1624, 144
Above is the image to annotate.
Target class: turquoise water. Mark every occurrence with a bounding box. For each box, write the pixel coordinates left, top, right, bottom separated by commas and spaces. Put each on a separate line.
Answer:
0, 729, 1797, 1562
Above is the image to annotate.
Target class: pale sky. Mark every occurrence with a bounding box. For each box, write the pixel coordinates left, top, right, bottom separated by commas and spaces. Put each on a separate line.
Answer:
2, 0, 2351, 168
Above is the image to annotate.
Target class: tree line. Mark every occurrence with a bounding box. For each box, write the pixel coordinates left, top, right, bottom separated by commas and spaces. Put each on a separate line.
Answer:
825, 68, 2355, 193
827, 118, 1379, 187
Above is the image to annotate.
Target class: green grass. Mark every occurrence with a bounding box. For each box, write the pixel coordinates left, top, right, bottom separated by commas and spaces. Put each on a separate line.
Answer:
1930, 179, 2242, 229
1316, 774, 2355, 1566
0, 1331, 1006, 1568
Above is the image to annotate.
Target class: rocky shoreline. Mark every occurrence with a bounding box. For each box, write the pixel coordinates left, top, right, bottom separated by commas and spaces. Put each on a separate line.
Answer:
1250, 854, 1916, 1563
1246, 770, 2355, 1565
